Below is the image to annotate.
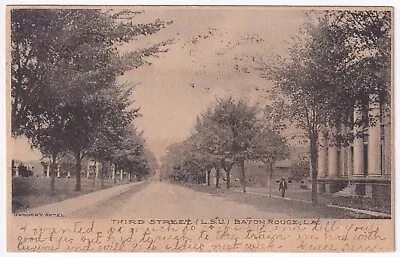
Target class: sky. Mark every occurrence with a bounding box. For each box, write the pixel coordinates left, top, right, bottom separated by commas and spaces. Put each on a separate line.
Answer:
117, 7, 307, 160
10, 7, 308, 162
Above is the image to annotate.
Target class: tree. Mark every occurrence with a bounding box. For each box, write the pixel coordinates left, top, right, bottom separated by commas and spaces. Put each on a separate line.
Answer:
11, 10, 72, 194
182, 136, 216, 185
160, 138, 201, 184
195, 97, 259, 192
160, 97, 289, 193
160, 142, 188, 182
28, 122, 67, 194
142, 148, 159, 178
193, 115, 227, 188
11, 9, 171, 136
11, 10, 61, 136
251, 118, 289, 196
290, 156, 310, 182
86, 84, 138, 186
11, 9, 172, 191
111, 126, 147, 182
262, 27, 343, 204
300, 10, 391, 130
258, 10, 391, 203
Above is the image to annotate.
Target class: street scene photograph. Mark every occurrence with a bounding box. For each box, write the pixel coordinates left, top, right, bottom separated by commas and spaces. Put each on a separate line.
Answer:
8, 6, 392, 220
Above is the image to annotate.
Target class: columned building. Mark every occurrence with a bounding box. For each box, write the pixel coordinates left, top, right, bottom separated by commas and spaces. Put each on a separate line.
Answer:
86, 160, 101, 179
317, 94, 391, 198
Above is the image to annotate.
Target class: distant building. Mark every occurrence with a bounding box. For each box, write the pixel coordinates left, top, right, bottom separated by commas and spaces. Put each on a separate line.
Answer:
273, 159, 293, 179
86, 160, 102, 179
11, 160, 36, 177
207, 146, 309, 187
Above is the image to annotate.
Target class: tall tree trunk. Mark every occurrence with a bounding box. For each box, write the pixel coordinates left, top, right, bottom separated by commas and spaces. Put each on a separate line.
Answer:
240, 160, 246, 193
75, 151, 82, 191
129, 171, 133, 182
310, 133, 318, 204
101, 160, 106, 187
207, 170, 211, 186
50, 154, 57, 195
113, 165, 117, 184
216, 168, 220, 188
226, 169, 231, 189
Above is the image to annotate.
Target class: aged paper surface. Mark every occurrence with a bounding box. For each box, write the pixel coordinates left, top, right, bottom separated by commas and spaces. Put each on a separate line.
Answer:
6, 5, 394, 252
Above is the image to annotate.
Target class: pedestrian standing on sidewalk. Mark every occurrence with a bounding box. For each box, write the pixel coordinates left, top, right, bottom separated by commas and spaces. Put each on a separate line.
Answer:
279, 178, 288, 198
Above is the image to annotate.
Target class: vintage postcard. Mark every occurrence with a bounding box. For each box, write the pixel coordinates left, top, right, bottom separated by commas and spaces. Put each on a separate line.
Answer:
5, 5, 394, 252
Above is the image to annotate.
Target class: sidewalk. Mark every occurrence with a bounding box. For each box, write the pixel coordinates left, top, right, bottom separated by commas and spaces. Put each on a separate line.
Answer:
239, 186, 391, 219
17, 181, 146, 217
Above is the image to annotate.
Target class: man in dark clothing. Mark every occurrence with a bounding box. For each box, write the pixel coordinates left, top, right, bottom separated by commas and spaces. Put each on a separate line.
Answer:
279, 178, 288, 198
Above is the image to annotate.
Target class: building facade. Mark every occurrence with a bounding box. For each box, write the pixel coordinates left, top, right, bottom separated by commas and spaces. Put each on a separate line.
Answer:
317, 94, 391, 198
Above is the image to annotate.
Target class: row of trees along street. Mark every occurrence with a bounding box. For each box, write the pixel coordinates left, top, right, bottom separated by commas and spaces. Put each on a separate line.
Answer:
11, 9, 170, 193
160, 10, 391, 204
160, 97, 289, 193
10, 9, 391, 204
258, 10, 391, 204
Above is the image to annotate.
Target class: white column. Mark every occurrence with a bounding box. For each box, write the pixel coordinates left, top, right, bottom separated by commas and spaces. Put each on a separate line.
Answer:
57, 165, 61, 178
95, 162, 99, 178
327, 126, 339, 178
346, 145, 353, 177
86, 163, 90, 179
340, 124, 348, 177
384, 107, 391, 175
353, 106, 365, 177
46, 164, 50, 177
15, 165, 19, 177
367, 94, 382, 176
211, 168, 217, 185
346, 112, 353, 178
317, 130, 327, 178
67, 171, 71, 178
128, 172, 131, 181
120, 169, 123, 180
340, 148, 347, 177
111, 164, 116, 180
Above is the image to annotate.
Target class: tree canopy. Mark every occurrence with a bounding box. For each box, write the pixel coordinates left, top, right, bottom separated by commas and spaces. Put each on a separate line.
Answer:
257, 10, 392, 203
11, 9, 169, 191
160, 97, 288, 191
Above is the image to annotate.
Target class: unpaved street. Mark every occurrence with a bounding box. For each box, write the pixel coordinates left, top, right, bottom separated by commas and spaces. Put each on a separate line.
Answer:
70, 181, 376, 219
71, 181, 276, 219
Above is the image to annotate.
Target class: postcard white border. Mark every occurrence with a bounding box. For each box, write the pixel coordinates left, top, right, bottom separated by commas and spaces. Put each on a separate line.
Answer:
1, 1, 398, 257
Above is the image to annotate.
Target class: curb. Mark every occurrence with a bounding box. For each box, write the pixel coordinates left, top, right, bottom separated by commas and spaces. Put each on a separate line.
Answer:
67, 181, 147, 216
234, 189, 391, 219
19, 181, 146, 216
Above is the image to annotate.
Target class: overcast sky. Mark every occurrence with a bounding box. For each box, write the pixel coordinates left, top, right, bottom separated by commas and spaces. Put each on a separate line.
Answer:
120, 7, 307, 160
10, 7, 308, 162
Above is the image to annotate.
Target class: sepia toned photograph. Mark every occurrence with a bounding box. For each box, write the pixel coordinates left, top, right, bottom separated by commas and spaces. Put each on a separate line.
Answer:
5, 5, 395, 252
